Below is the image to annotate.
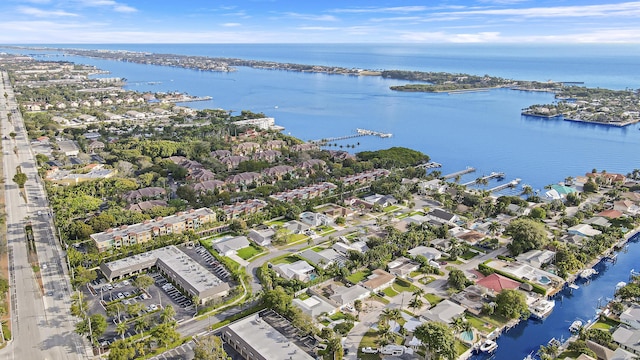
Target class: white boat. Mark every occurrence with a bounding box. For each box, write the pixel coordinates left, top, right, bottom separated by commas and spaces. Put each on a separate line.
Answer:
480, 339, 498, 353
523, 352, 535, 360
529, 299, 555, 320
579, 268, 598, 279
616, 281, 627, 291
569, 320, 583, 333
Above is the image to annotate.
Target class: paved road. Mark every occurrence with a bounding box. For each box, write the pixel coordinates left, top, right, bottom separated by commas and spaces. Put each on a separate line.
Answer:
0, 71, 89, 360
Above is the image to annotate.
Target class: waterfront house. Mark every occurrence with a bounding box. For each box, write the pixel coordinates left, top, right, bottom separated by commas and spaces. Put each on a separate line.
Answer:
613, 325, 640, 356
584, 216, 612, 228
422, 300, 466, 324
476, 273, 521, 295
614, 200, 640, 215
597, 209, 624, 219
426, 209, 459, 225
568, 224, 602, 237
516, 249, 556, 269
620, 304, 640, 330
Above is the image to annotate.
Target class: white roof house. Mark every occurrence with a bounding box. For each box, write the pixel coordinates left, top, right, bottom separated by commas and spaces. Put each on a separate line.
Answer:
422, 300, 466, 324
292, 295, 336, 318
274, 260, 315, 282
408, 246, 443, 261
568, 224, 602, 237
213, 236, 250, 257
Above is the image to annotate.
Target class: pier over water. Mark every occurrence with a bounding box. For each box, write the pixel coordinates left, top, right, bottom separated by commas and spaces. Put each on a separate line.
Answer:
311, 128, 393, 144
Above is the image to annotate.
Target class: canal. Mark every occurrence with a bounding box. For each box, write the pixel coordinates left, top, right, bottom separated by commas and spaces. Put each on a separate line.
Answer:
471, 232, 640, 360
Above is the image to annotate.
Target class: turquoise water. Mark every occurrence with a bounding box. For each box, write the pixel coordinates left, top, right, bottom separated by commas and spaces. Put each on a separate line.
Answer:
461, 330, 474, 342
538, 276, 551, 285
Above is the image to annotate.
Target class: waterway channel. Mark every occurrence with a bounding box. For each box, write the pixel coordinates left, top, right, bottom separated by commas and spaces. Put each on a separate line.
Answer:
471, 232, 640, 360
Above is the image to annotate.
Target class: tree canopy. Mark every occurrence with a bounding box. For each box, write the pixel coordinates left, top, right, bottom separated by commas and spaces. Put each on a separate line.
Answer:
495, 289, 529, 319
193, 334, 230, 360
505, 218, 548, 256
357, 147, 429, 168
414, 321, 456, 360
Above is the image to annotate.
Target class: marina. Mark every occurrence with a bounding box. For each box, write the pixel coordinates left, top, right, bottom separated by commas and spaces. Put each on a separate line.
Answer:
443, 167, 477, 180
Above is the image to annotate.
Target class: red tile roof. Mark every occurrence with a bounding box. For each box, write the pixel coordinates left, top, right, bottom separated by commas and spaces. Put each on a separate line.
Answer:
476, 273, 521, 293
597, 209, 623, 219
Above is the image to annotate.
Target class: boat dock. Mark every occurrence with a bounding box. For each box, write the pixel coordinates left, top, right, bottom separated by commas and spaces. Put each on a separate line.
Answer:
461, 172, 505, 186
356, 128, 392, 138
488, 178, 521, 192
444, 167, 476, 180
311, 128, 393, 144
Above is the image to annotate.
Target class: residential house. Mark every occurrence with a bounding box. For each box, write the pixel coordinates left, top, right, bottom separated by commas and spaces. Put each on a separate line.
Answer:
426, 209, 459, 225
300, 249, 344, 269
516, 249, 556, 269
283, 220, 310, 234
299, 159, 326, 172
290, 143, 319, 152
126, 110, 146, 119
193, 180, 225, 194
320, 204, 354, 219
328, 284, 369, 308
293, 295, 336, 318
422, 300, 466, 324
252, 150, 281, 163
262, 165, 295, 182
387, 257, 420, 278
597, 209, 624, 219
213, 236, 250, 257
476, 273, 521, 294
232, 141, 260, 155
299, 212, 332, 227
362, 269, 395, 292
340, 169, 390, 186
248, 228, 275, 246
274, 260, 315, 282
455, 230, 486, 245
188, 168, 216, 182
614, 200, 640, 215
58, 140, 80, 156
363, 194, 398, 208
620, 304, 640, 330
124, 200, 167, 212
123, 187, 166, 203
221, 155, 249, 170
226, 172, 261, 188
613, 325, 640, 355
269, 182, 337, 203
87, 140, 105, 153
584, 216, 612, 228
264, 139, 286, 150
568, 224, 602, 237
417, 179, 446, 194
210, 149, 231, 159
407, 246, 442, 261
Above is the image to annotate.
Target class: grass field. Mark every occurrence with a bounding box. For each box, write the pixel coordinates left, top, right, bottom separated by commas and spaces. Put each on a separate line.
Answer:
236, 244, 263, 260
467, 314, 509, 334
346, 269, 371, 284
424, 293, 443, 306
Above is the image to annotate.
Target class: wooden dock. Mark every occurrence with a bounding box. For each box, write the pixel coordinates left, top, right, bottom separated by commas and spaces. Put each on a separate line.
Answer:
488, 178, 521, 192
311, 128, 393, 144
461, 172, 505, 186
444, 167, 476, 180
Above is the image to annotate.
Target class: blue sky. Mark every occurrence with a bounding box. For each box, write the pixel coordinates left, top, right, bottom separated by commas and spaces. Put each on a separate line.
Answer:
2, 0, 640, 43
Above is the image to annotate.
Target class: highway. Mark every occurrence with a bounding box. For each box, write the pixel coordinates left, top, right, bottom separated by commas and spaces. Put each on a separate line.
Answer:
0, 71, 90, 360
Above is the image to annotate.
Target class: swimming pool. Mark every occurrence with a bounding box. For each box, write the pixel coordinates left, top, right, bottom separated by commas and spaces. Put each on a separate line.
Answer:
461, 330, 474, 342
538, 276, 551, 285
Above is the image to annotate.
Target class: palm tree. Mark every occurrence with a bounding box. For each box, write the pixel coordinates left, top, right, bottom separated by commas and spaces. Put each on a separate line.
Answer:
408, 297, 423, 313
160, 304, 176, 323
134, 317, 148, 335
521, 185, 533, 196
116, 321, 127, 340
488, 221, 501, 235
380, 308, 402, 327
376, 323, 394, 348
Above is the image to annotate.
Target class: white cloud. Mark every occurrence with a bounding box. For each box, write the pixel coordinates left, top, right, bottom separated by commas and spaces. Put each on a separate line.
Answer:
221, 23, 241, 27
114, 4, 136, 13
72, 0, 137, 13
18, 6, 78, 17
443, 1, 640, 18
283, 12, 338, 21
297, 26, 339, 31
331, 5, 467, 14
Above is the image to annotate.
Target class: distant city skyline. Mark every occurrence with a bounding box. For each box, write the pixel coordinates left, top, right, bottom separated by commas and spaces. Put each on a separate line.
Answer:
2, 0, 640, 44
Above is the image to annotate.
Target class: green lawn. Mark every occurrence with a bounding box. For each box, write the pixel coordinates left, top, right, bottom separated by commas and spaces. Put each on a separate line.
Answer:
392, 278, 418, 293
419, 276, 436, 285
455, 341, 470, 356
358, 330, 382, 360
591, 317, 620, 330
466, 314, 509, 335
383, 287, 399, 297
329, 312, 347, 321
346, 269, 372, 284
288, 233, 308, 243
236, 245, 263, 260
270, 255, 301, 265
265, 219, 286, 227
383, 205, 400, 213
317, 228, 337, 236
370, 294, 390, 305
424, 293, 443, 306
297, 292, 311, 301
460, 251, 477, 260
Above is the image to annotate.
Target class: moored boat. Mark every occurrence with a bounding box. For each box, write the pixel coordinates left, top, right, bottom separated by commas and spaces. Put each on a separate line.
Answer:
480, 339, 498, 353
529, 299, 555, 320
569, 320, 583, 333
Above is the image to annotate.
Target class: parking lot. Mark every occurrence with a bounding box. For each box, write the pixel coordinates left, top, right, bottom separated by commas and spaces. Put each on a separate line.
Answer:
182, 245, 232, 282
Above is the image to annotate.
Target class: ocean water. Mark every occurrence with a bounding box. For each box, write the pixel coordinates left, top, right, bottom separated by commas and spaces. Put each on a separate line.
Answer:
8, 44, 640, 189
